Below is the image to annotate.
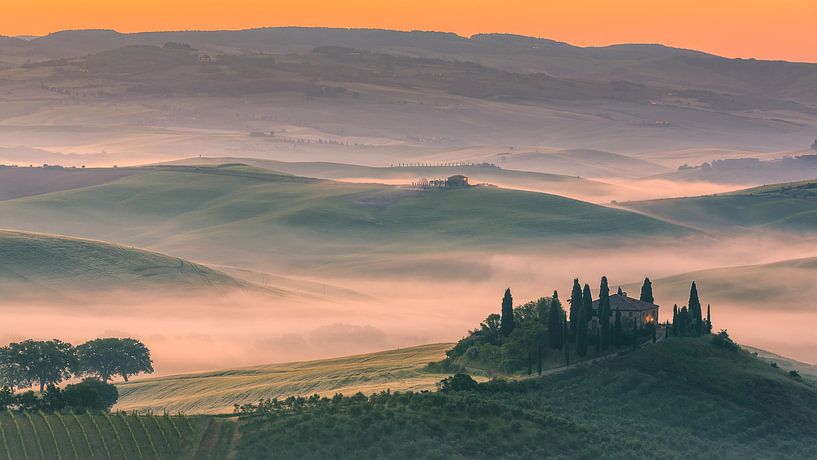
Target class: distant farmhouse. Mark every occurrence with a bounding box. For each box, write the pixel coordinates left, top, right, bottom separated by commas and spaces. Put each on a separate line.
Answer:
413, 175, 471, 189
591, 292, 659, 329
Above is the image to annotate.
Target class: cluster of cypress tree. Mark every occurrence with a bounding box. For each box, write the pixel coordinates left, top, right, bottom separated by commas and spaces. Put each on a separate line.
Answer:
670, 281, 713, 336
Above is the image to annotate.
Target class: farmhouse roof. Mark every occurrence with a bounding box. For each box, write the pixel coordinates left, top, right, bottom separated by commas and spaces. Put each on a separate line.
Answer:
592, 293, 659, 312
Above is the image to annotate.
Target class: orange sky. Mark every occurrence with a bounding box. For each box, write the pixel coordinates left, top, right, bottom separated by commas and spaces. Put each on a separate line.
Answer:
3, 0, 816, 62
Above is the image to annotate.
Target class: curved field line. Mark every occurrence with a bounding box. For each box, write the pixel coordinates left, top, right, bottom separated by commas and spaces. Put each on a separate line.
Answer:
88, 414, 112, 460
166, 415, 183, 439
151, 416, 172, 453
102, 413, 128, 459
119, 414, 144, 460
23, 412, 46, 460
0, 415, 15, 460
54, 413, 80, 460
8, 411, 29, 460
69, 413, 94, 460
135, 416, 160, 460
38, 411, 63, 460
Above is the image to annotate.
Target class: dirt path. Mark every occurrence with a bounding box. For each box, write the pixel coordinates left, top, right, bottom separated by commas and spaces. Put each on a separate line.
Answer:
191, 418, 239, 460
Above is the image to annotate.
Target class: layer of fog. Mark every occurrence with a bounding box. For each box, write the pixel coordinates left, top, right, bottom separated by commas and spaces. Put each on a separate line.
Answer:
3, 232, 817, 381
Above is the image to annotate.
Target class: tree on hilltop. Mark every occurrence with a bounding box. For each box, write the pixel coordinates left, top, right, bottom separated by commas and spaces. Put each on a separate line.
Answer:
569, 279, 583, 343
688, 282, 703, 335
500, 288, 514, 337
640, 277, 654, 303
548, 291, 563, 351
76, 338, 153, 383
599, 276, 611, 351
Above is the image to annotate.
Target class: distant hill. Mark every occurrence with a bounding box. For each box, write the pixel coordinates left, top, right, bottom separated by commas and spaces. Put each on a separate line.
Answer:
0, 164, 693, 274
657, 154, 817, 185
495, 148, 670, 179
163, 156, 627, 202
116, 343, 453, 414
5, 27, 816, 104
0, 166, 143, 200
0, 230, 250, 297
620, 179, 817, 233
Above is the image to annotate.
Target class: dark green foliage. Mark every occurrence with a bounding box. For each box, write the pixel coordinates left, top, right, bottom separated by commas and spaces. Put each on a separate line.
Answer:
688, 281, 703, 335
76, 338, 154, 383
438, 374, 479, 392
576, 296, 589, 358
706, 304, 713, 334
711, 330, 740, 352
500, 288, 514, 337
640, 277, 654, 303
233, 338, 817, 459
0, 386, 13, 410
599, 277, 611, 350
789, 370, 802, 379
613, 309, 622, 348
63, 379, 119, 412
548, 291, 563, 351
0, 339, 76, 392
568, 279, 583, 342
672, 304, 679, 336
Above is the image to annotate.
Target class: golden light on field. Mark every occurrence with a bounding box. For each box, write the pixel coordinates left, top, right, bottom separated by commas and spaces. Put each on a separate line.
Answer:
2, 0, 815, 62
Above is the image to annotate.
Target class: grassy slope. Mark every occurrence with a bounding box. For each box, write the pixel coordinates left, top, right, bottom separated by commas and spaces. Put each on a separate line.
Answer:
0, 412, 210, 460
0, 230, 249, 296
0, 164, 691, 270
235, 337, 817, 459
115, 343, 453, 415
621, 179, 817, 233
0, 167, 144, 201
623, 256, 817, 309
163, 156, 625, 201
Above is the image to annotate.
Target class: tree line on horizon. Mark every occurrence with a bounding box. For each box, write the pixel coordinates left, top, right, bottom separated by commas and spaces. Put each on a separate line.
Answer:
443, 276, 710, 375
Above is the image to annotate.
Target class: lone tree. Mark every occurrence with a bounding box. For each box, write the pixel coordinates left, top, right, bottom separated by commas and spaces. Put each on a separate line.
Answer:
76, 338, 154, 383
688, 282, 703, 335
5, 340, 76, 393
640, 277, 654, 303
500, 288, 515, 337
599, 276, 611, 351
548, 291, 563, 352
568, 279, 583, 343
706, 304, 712, 334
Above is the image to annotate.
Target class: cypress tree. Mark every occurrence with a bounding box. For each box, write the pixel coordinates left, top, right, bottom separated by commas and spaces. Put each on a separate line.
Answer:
563, 311, 570, 367
576, 297, 589, 357
548, 291, 563, 351
582, 284, 593, 331
672, 304, 679, 336
688, 281, 703, 335
706, 304, 712, 334
568, 279, 583, 343
617, 287, 623, 295
640, 277, 654, 303
613, 309, 622, 347
500, 288, 514, 337
599, 276, 611, 351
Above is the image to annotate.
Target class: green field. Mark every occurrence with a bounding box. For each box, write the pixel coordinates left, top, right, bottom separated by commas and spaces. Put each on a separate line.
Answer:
621, 179, 817, 233
233, 336, 817, 459
0, 164, 691, 273
0, 411, 219, 460
163, 156, 626, 202
115, 343, 454, 415
0, 230, 251, 297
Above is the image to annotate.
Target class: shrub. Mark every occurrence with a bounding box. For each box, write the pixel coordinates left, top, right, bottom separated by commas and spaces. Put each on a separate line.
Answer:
437, 374, 478, 393
62, 378, 119, 412
788, 370, 801, 379
711, 330, 740, 352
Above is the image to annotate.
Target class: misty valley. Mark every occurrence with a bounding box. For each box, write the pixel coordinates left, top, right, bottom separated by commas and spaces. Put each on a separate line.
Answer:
1, 25, 817, 459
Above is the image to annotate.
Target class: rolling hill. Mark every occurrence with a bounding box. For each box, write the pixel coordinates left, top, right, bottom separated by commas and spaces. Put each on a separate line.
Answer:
620, 179, 817, 233
0, 164, 694, 274
0, 230, 250, 297
233, 336, 817, 458
0, 166, 144, 200
115, 343, 453, 415
655, 153, 817, 186
163, 156, 628, 202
